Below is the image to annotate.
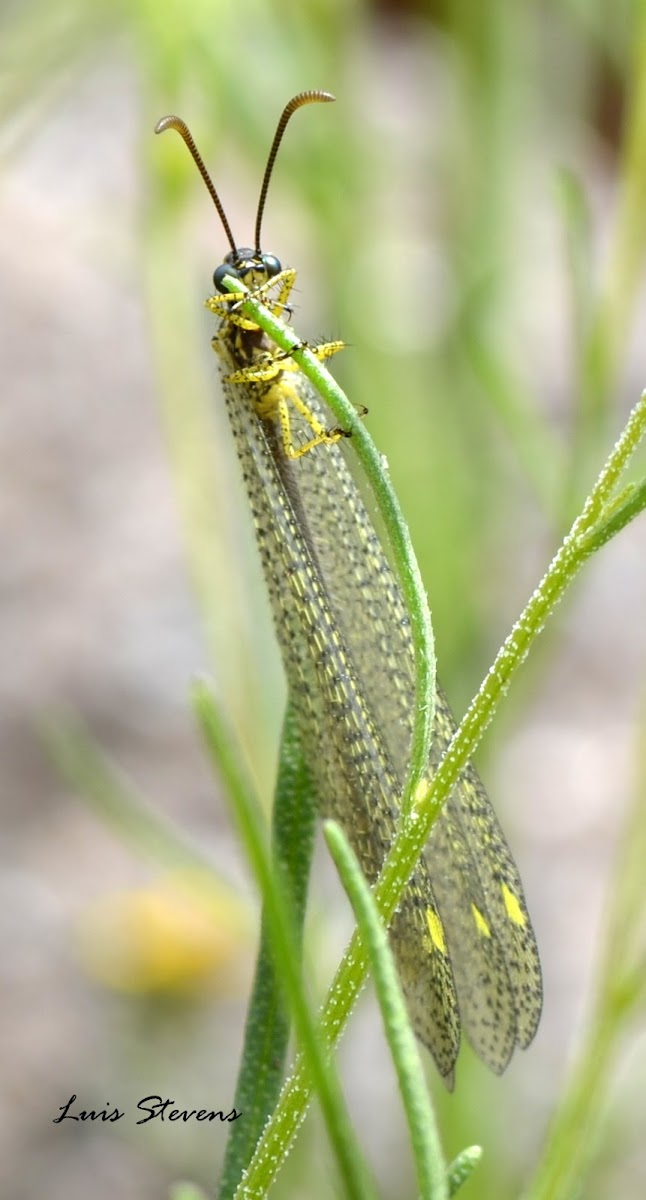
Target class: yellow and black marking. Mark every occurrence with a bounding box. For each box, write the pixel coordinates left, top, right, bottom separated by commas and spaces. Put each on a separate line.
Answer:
155, 92, 543, 1086
207, 271, 346, 459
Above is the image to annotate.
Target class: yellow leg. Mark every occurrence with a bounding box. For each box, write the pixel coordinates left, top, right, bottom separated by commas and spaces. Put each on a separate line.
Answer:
227, 354, 283, 384
267, 377, 367, 460
207, 264, 365, 458
206, 269, 297, 330
226, 339, 345, 385
276, 386, 344, 460
276, 340, 345, 371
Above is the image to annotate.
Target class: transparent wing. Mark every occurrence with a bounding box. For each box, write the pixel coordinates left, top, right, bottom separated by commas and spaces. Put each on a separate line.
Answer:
426, 691, 543, 1055
218, 317, 542, 1084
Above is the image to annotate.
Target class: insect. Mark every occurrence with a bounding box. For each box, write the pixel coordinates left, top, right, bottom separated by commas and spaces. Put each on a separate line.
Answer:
155, 92, 543, 1087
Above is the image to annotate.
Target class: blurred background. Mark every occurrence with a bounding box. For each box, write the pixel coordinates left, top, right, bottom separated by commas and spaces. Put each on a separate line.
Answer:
2, 0, 646, 1197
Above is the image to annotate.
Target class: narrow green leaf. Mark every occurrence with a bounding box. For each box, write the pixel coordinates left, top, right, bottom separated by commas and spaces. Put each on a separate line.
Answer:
446, 1146, 483, 1197
192, 679, 379, 1200
43, 717, 223, 879
324, 819, 449, 1200
218, 700, 316, 1198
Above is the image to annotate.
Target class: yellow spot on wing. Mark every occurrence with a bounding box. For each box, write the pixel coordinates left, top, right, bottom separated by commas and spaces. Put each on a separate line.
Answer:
426, 908, 447, 955
471, 904, 491, 938
502, 883, 526, 927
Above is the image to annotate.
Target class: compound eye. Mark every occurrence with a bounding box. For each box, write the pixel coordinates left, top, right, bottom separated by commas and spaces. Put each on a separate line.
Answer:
262, 254, 282, 278
213, 261, 239, 293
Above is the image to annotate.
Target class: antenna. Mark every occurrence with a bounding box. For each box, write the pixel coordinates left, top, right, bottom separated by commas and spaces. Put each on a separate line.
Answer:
155, 91, 335, 257
254, 90, 335, 253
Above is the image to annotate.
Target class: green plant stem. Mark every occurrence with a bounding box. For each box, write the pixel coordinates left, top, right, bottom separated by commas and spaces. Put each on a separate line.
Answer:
324, 819, 449, 1200
524, 704, 646, 1200
219, 275, 436, 817
524, 1018, 616, 1200
217, 700, 317, 1199
446, 1147, 483, 1198
230, 371, 646, 1197
192, 681, 379, 1200
577, 479, 646, 556
42, 718, 225, 879
568, 12, 646, 508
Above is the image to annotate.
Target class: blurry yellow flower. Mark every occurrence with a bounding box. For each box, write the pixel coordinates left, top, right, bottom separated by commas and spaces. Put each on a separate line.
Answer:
76, 870, 253, 995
